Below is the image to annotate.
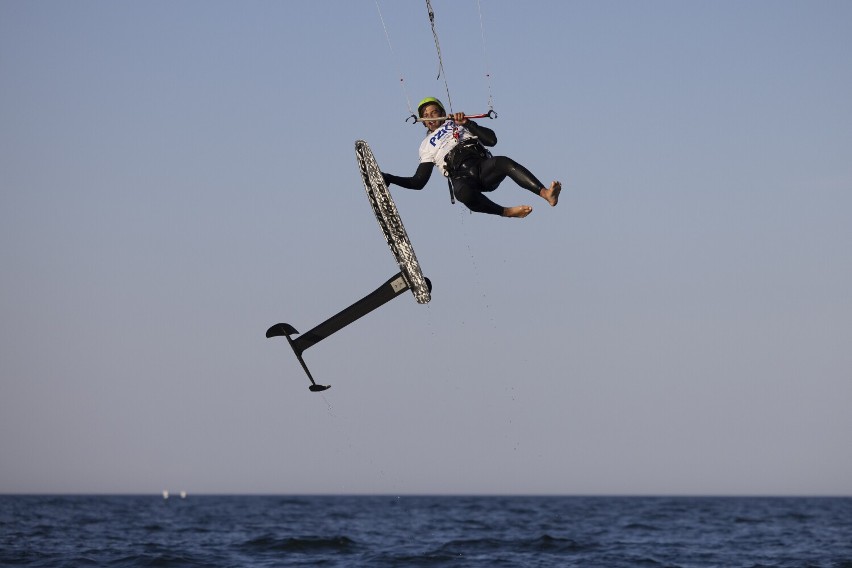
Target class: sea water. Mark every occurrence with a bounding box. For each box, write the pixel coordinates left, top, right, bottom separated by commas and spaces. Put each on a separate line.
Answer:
1, 495, 850, 567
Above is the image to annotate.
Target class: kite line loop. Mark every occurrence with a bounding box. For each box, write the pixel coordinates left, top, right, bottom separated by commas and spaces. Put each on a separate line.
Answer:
476, 0, 495, 113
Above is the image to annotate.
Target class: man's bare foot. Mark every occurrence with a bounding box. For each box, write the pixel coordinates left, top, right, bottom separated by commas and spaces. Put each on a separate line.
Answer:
503, 205, 533, 218
540, 181, 562, 207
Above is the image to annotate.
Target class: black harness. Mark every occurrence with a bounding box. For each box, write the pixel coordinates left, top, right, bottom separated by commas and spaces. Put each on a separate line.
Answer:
444, 138, 491, 204
445, 138, 491, 179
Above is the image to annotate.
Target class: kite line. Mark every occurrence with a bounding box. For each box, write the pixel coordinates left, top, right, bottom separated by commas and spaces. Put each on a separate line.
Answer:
375, 0, 498, 124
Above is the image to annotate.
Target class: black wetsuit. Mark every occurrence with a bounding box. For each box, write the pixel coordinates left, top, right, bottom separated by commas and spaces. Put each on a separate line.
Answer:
382, 121, 545, 216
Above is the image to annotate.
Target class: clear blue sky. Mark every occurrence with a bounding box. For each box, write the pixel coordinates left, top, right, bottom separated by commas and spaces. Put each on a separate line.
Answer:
2, 0, 850, 495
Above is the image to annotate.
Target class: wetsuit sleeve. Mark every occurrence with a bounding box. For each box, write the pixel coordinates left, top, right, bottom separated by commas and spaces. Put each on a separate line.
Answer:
465, 120, 497, 147
382, 162, 433, 190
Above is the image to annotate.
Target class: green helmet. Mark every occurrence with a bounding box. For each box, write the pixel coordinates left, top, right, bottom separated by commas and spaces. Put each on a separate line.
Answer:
417, 97, 445, 117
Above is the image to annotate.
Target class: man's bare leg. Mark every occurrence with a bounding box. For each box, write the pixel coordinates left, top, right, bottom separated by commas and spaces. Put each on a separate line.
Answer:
540, 181, 562, 207
502, 205, 533, 218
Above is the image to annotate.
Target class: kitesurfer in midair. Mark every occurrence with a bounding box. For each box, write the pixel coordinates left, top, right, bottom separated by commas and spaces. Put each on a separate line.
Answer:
382, 97, 561, 218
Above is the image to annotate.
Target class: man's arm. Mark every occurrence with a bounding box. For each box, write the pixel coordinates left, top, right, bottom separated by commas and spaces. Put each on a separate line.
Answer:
383, 162, 434, 190
464, 120, 497, 147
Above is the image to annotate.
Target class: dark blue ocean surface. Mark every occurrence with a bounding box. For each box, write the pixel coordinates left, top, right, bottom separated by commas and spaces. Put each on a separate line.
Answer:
1, 495, 850, 567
